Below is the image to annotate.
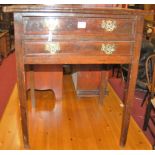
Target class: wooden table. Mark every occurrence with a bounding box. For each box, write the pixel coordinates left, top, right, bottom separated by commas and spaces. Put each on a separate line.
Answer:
3, 5, 153, 149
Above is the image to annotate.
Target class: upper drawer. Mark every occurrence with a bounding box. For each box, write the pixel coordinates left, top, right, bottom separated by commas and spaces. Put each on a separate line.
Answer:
23, 17, 135, 38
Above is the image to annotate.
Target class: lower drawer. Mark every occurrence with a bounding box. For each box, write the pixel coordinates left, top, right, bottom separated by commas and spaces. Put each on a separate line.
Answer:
23, 41, 132, 56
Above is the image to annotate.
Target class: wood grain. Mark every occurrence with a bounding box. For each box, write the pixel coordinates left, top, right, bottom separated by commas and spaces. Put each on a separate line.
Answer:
120, 16, 144, 146
23, 17, 134, 36
3, 4, 153, 15
14, 13, 29, 148
24, 41, 132, 55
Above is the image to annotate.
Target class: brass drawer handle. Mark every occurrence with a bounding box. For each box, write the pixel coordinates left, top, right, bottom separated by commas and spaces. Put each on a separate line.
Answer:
45, 43, 60, 54
101, 20, 117, 32
44, 19, 59, 41
101, 43, 116, 55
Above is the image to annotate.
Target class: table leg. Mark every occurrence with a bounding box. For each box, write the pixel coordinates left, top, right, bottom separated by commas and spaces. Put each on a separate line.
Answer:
120, 64, 138, 147
17, 66, 29, 149
99, 70, 109, 104
120, 15, 144, 147
14, 13, 30, 148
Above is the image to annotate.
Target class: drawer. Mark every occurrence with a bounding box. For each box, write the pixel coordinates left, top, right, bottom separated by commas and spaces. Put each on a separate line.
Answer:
23, 41, 132, 56
23, 17, 134, 38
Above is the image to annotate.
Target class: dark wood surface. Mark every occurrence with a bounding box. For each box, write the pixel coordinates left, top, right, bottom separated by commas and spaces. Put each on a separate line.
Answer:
22, 16, 134, 38
72, 65, 102, 96
3, 4, 153, 15
3, 4, 152, 149
0, 30, 10, 57
24, 41, 132, 55
26, 64, 63, 100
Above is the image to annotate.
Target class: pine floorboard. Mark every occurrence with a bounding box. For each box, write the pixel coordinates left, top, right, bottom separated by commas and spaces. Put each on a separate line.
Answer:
0, 75, 152, 150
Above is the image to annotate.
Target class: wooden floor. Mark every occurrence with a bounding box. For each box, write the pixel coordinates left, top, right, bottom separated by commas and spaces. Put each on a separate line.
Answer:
0, 75, 152, 150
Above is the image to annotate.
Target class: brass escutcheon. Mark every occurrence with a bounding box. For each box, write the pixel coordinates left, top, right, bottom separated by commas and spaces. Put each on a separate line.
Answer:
45, 43, 60, 54
101, 43, 116, 55
101, 20, 117, 32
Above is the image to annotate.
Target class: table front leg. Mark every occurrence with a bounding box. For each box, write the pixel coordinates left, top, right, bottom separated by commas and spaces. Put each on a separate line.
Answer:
14, 13, 29, 149
17, 65, 29, 149
120, 63, 138, 147
120, 15, 144, 147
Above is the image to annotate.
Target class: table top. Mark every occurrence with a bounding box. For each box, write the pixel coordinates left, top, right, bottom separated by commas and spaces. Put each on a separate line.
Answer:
3, 4, 154, 16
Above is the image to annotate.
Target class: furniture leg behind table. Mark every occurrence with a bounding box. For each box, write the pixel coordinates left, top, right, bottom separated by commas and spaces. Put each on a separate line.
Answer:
28, 65, 36, 107
99, 70, 110, 104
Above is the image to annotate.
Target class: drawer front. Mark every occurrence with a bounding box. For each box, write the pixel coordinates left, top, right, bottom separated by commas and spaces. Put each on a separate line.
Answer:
24, 41, 132, 56
23, 17, 134, 38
